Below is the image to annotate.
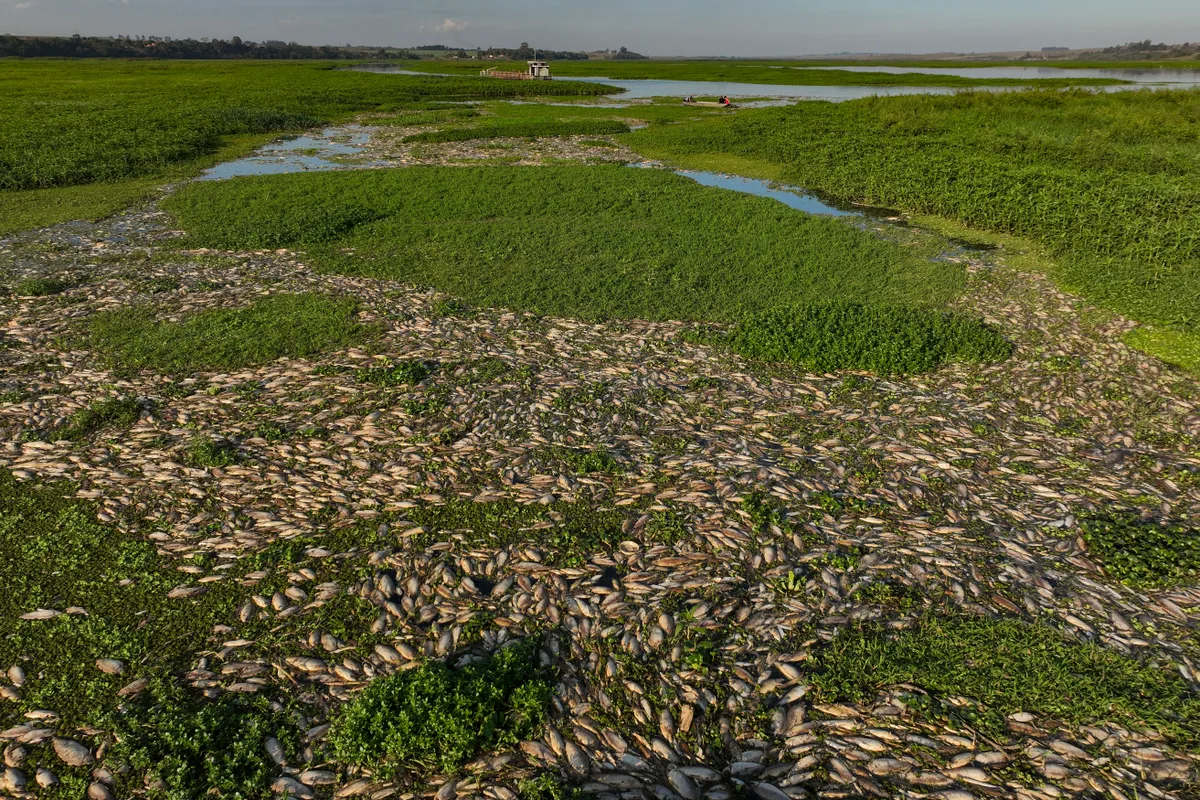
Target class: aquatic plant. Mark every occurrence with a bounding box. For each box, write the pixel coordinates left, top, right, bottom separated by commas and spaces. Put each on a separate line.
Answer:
727, 302, 1012, 374
164, 166, 961, 323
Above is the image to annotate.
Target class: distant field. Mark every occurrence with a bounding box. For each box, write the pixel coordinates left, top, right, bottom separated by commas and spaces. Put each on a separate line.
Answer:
403, 59, 1130, 86
625, 88, 1200, 355
163, 166, 960, 323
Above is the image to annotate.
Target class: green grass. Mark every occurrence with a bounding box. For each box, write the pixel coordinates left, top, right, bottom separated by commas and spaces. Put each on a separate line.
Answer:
86, 293, 374, 372
812, 616, 1200, 748
403, 119, 630, 143
1080, 511, 1200, 588
625, 89, 1200, 336
726, 302, 1013, 375
164, 166, 960, 323
59, 396, 143, 441
401, 59, 1129, 87
329, 638, 551, 777
12, 277, 70, 297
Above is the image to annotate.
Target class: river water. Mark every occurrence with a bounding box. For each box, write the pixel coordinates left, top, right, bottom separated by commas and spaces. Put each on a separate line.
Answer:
801, 64, 1200, 84
353, 64, 1200, 101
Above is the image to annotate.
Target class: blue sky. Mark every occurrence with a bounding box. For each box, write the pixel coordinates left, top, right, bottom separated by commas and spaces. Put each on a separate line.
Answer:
2, 0, 1197, 55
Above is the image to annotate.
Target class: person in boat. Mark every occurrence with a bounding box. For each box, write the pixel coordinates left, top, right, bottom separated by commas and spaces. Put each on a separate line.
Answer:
684, 95, 694, 103
720, 95, 731, 106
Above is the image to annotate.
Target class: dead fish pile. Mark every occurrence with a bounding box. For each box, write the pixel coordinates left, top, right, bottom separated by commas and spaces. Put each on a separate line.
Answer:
0, 181, 1198, 799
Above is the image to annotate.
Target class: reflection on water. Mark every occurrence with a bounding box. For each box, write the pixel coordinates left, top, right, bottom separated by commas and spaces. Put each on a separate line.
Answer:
674, 170, 857, 216
200, 126, 376, 181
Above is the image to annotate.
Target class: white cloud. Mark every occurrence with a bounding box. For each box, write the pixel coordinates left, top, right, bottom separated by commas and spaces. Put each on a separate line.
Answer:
13, 1, 39, 9
435, 18, 467, 33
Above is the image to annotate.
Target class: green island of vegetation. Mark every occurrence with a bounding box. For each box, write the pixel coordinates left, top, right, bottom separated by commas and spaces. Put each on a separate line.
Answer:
163, 166, 961, 322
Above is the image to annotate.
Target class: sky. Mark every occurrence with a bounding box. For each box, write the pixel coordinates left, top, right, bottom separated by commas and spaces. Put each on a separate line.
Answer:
2, 0, 1198, 56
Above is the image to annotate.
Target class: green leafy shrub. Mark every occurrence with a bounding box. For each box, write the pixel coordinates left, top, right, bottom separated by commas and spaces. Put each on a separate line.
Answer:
87, 293, 372, 372
811, 616, 1200, 747
554, 447, 623, 475
403, 119, 631, 144
330, 638, 552, 776
517, 774, 582, 800
115, 682, 301, 800
13, 277, 69, 296
727, 302, 1012, 374
355, 360, 432, 386
60, 396, 143, 440
188, 436, 242, 467
1080, 511, 1200, 588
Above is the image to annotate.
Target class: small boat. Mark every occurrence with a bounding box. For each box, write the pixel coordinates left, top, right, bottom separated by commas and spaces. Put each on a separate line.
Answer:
682, 99, 738, 108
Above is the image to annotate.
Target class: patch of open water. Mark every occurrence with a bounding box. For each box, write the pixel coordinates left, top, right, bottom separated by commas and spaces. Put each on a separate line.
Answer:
199, 126, 379, 181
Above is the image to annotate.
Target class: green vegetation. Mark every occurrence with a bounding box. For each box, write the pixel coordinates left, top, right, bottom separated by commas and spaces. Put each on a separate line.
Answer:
0, 60, 611, 193
59, 396, 143, 441
726, 302, 1012, 374
378, 106, 481, 126
553, 447, 624, 474
116, 683, 300, 800
187, 436, 243, 468
401, 59, 1129, 87
86, 293, 373, 372
812, 616, 1200, 747
0, 471, 240, 727
1080, 511, 1200, 588
626, 89, 1200, 340
355, 360, 433, 386
518, 774, 582, 800
0, 60, 611, 232
165, 166, 959, 323
409, 500, 627, 568
0, 180, 161, 236
404, 119, 630, 143
12, 276, 70, 297
1125, 326, 1200, 374
330, 638, 551, 776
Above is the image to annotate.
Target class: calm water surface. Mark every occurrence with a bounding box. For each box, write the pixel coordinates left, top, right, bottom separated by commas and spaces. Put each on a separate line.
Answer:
803, 65, 1200, 84
200, 126, 376, 181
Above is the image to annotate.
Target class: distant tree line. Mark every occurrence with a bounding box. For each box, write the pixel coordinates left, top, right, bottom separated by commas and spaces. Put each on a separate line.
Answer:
480, 43, 589, 61
1093, 41, 1200, 60
0, 34, 650, 61
0, 34, 419, 60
